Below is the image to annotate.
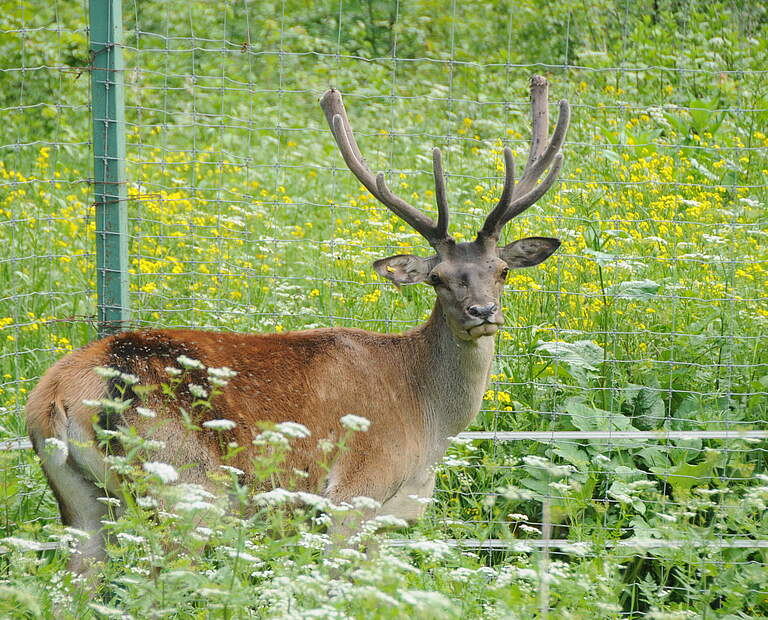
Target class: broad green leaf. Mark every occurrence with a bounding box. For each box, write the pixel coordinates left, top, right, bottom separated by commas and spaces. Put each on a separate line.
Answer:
605, 279, 661, 300
650, 450, 719, 499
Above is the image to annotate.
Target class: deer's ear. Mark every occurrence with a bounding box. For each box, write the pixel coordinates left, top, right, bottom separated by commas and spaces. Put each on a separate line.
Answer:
373, 254, 438, 286
499, 237, 561, 268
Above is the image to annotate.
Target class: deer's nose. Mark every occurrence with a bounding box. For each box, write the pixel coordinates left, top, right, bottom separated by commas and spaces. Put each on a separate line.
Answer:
467, 303, 498, 320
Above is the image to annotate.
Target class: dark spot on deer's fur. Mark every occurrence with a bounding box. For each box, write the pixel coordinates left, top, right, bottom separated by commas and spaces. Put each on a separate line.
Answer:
108, 330, 202, 365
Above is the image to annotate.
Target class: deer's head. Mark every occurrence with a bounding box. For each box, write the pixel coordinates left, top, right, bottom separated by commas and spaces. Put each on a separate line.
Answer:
321, 77, 570, 341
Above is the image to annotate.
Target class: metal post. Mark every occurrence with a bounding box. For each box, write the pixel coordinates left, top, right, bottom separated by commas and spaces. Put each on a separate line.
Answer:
90, 0, 129, 336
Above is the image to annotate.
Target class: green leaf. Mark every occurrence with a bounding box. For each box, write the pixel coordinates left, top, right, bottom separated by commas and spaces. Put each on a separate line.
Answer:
605, 279, 660, 300
583, 248, 618, 266
650, 450, 719, 499
535, 340, 605, 385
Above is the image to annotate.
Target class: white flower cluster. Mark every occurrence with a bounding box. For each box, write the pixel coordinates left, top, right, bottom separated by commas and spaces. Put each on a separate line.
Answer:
94, 366, 139, 385
207, 366, 237, 387
274, 421, 310, 438
43, 437, 68, 463
116, 532, 146, 545
143, 461, 179, 484
136, 406, 156, 418
177, 355, 204, 370
188, 383, 208, 399
340, 414, 370, 432
173, 484, 223, 516
203, 419, 236, 431
522, 454, 575, 477
407, 539, 452, 559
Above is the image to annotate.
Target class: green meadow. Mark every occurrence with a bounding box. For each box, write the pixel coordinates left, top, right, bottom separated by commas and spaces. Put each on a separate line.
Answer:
0, 1, 767, 616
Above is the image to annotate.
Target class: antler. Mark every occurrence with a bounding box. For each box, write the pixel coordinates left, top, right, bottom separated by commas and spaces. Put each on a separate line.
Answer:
320, 89, 452, 249
478, 75, 570, 242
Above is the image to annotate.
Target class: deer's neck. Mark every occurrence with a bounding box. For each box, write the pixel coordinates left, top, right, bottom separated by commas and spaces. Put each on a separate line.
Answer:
411, 299, 495, 439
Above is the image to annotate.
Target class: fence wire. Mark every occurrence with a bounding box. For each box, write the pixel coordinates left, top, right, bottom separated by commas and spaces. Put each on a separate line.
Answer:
1, 0, 767, 613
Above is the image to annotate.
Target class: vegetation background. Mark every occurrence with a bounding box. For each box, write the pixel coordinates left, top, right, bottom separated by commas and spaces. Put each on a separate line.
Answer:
0, 0, 767, 616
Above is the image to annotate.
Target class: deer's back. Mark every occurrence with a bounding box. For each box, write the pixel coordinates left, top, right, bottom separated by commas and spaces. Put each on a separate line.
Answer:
26, 327, 427, 492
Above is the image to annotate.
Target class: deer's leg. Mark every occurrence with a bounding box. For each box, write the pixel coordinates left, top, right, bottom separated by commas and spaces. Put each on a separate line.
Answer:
33, 428, 122, 577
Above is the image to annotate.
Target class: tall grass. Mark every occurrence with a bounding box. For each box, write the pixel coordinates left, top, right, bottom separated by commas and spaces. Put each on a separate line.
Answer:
1, 0, 767, 616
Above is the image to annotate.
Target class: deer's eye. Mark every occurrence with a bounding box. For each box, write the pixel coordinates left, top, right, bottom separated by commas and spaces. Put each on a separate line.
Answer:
428, 273, 442, 286
501, 267, 510, 279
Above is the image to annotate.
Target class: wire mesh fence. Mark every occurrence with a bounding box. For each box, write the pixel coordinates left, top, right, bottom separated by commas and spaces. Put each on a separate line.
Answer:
1, 0, 767, 613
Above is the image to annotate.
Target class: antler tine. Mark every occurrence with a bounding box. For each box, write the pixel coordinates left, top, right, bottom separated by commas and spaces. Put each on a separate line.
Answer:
478, 76, 570, 241
515, 98, 570, 196
520, 75, 550, 181
498, 152, 563, 229
320, 89, 451, 248
478, 146, 515, 239
431, 148, 450, 239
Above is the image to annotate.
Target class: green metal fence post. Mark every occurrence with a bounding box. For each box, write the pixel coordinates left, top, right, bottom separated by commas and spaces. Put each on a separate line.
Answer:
90, 0, 129, 336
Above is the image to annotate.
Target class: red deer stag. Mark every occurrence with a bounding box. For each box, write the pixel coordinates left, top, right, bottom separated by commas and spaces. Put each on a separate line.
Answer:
26, 75, 570, 574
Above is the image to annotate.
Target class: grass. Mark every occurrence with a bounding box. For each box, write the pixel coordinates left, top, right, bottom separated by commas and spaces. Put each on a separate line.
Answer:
1, 0, 768, 616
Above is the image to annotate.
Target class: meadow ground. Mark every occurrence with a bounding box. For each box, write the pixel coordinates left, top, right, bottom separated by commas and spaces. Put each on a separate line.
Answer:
0, 1, 767, 617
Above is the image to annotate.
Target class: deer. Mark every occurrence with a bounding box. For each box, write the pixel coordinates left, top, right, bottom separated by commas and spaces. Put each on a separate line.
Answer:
25, 75, 569, 575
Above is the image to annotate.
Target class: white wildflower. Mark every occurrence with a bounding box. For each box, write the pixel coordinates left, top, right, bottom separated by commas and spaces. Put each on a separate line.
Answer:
401, 591, 456, 613
312, 513, 332, 527
450, 567, 476, 581
82, 399, 103, 408
274, 421, 311, 438
94, 366, 121, 379
188, 383, 208, 399
198, 588, 227, 598
164, 366, 182, 377
522, 454, 574, 477
136, 496, 158, 509
508, 513, 529, 521
219, 465, 244, 476
253, 488, 297, 506
43, 437, 68, 460
116, 533, 145, 544
253, 430, 289, 447
136, 406, 156, 418
207, 366, 237, 383
101, 398, 131, 412
96, 497, 121, 507
143, 462, 179, 484
407, 540, 452, 559
295, 492, 332, 511
498, 485, 535, 501
1, 537, 44, 552
442, 457, 471, 467
177, 355, 204, 370
518, 524, 542, 535
143, 440, 165, 451
407, 494, 435, 505
340, 414, 370, 432
299, 532, 330, 550
118, 372, 140, 385
88, 603, 129, 618
351, 496, 382, 511
560, 542, 592, 556
202, 418, 236, 431
317, 438, 334, 453
223, 547, 262, 564
63, 527, 91, 541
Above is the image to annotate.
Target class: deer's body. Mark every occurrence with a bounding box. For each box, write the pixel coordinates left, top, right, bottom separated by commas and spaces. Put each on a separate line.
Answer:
27, 77, 570, 574
28, 300, 489, 512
